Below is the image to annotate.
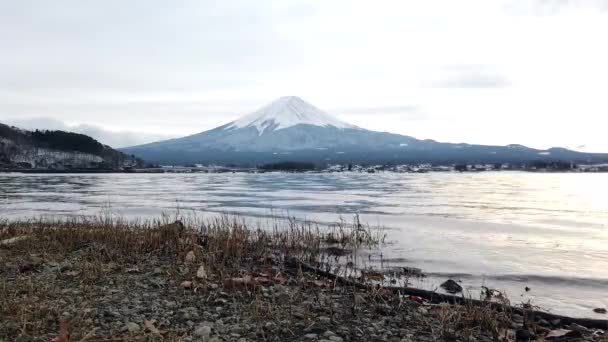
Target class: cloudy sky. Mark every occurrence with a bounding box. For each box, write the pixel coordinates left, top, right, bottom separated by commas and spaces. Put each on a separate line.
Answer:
1, 0, 607, 150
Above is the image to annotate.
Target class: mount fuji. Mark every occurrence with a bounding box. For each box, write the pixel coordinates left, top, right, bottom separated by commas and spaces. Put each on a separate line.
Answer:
122, 96, 608, 166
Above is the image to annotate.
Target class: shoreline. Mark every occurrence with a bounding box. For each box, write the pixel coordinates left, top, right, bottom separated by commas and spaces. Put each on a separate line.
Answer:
2, 168, 608, 174
1, 218, 606, 341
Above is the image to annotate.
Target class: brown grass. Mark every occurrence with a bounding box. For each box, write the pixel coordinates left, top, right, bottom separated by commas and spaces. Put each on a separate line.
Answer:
0, 214, 559, 341
432, 293, 513, 341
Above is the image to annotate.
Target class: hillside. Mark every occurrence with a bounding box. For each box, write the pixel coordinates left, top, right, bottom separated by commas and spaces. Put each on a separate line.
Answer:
123, 96, 608, 166
0, 123, 143, 170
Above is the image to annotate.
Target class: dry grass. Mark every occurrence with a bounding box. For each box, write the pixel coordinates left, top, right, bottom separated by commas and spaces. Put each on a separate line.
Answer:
0, 213, 384, 272
0, 214, 388, 337
432, 293, 513, 342
3, 215, 598, 341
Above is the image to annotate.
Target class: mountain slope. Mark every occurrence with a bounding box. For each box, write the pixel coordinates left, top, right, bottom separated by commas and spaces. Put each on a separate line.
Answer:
0, 123, 143, 170
123, 96, 608, 166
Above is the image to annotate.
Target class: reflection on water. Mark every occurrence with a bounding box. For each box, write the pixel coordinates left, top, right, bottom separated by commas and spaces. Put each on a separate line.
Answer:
1, 171, 607, 317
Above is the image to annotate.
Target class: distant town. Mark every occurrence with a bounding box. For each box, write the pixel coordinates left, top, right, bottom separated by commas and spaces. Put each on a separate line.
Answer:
138, 161, 608, 174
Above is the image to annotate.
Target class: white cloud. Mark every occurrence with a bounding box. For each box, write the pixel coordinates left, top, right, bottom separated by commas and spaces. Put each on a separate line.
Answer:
1, 0, 607, 151
3, 117, 174, 148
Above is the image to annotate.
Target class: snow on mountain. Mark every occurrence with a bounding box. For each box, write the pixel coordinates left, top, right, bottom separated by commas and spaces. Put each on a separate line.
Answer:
121, 96, 608, 166
225, 96, 358, 134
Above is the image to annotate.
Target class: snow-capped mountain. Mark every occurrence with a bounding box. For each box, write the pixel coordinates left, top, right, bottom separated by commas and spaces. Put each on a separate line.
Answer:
124, 96, 419, 155
122, 96, 608, 165
226, 96, 358, 134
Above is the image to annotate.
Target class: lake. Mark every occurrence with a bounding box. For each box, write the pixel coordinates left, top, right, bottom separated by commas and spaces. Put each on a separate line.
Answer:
1, 171, 607, 318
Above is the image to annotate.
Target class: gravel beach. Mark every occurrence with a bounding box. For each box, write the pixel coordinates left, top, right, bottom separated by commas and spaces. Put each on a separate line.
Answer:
1, 218, 606, 341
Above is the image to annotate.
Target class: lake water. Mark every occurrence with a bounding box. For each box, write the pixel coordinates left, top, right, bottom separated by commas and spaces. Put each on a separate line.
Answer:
1, 172, 607, 318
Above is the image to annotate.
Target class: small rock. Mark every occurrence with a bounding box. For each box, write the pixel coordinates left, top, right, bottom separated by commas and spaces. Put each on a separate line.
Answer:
125, 266, 140, 273
537, 318, 550, 327
197, 265, 208, 279
318, 316, 331, 324
550, 319, 561, 326
568, 323, 589, 332
440, 279, 463, 294
512, 313, 524, 323
546, 329, 582, 339
329, 336, 343, 342
323, 330, 336, 337
185, 250, 196, 263
593, 308, 607, 314
194, 325, 212, 337
515, 329, 533, 341
180, 280, 193, 289
126, 322, 140, 333
304, 333, 318, 339
214, 298, 228, 305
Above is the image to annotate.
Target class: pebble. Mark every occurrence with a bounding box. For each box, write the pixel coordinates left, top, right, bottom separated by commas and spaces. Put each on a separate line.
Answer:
200, 321, 215, 328
537, 318, 549, 326
197, 265, 208, 279
440, 279, 463, 293
515, 329, 533, 341
194, 325, 212, 337
4, 244, 600, 342
126, 322, 140, 333
318, 316, 331, 324
323, 330, 336, 337
512, 314, 524, 323
185, 251, 196, 263
214, 298, 228, 305
568, 323, 590, 332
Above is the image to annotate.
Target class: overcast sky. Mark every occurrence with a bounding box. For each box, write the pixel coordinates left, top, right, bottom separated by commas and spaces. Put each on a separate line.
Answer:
1, 0, 607, 150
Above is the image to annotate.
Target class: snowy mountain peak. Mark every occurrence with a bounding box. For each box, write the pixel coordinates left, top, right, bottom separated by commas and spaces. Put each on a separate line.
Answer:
226, 96, 357, 134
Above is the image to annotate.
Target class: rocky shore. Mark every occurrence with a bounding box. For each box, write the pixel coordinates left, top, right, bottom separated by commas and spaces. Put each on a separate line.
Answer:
1, 218, 606, 341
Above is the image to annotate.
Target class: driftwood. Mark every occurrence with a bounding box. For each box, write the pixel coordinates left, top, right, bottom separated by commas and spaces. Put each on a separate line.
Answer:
285, 257, 608, 330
